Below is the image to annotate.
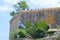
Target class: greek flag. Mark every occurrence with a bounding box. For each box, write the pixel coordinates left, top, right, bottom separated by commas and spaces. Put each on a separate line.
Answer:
18, 21, 25, 28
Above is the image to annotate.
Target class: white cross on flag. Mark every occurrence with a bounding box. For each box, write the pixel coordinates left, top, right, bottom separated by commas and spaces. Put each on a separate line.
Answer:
18, 21, 25, 28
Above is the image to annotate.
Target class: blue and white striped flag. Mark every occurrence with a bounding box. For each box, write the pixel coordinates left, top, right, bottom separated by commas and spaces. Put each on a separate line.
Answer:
18, 21, 25, 28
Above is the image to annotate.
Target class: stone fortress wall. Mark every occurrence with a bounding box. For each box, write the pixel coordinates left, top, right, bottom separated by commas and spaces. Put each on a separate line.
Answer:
10, 8, 60, 32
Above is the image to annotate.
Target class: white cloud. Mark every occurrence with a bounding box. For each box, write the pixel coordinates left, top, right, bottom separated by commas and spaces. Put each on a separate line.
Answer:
1, 0, 60, 11
4, 0, 20, 4
30, 0, 60, 8
0, 4, 13, 11
0, 0, 21, 11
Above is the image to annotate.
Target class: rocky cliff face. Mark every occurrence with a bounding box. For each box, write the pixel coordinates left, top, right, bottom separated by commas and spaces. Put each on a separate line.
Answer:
10, 8, 60, 32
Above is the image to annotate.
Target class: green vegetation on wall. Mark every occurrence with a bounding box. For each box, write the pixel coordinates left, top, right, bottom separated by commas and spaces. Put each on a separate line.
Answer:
29, 20, 48, 38
18, 20, 48, 38
57, 25, 60, 29
10, 11, 16, 16
17, 26, 27, 38
10, 29, 17, 40
10, 20, 49, 39
34, 20, 48, 31
47, 31, 56, 36
10, 1, 29, 16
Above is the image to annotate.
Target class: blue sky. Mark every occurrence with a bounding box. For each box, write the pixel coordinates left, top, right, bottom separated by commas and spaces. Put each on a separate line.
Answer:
0, 0, 60, 40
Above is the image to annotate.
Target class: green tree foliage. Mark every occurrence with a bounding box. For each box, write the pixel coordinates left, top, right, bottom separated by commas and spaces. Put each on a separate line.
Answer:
36, 29, 46, 38
10, 1, 29, 16
10, 11, 16, 16
24, 20, 31, 33
13, 1, 29, 11
47, 31, 56, 36
10, 29, 17, 39
17, 1, 29, 10
34, 20, 48, 31
17, 26, 27, 38
57, 25, 60, 29
35, 29, 46, 38
29, 20, 48, 38
16, 20, 48, 38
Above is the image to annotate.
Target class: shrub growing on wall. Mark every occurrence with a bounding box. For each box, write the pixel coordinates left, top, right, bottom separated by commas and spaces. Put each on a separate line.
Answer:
10, 29, 17, 39
29, 29, 46, 38
57, 25, 60, 29
23, 20, 31, 34
17, 20, 48, 38
47, 31, 56, 36
34, 20, 48, 31
29, 20, 48, 38
17, 26, 27, 38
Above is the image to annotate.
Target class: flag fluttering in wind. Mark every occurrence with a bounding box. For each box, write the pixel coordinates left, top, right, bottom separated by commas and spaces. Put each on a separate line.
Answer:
18, 21, 25, 28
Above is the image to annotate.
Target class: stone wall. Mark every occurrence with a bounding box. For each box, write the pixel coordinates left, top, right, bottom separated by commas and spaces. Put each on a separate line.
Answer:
19, 9, 57, 28
10, 8, 60, 40
10, 8, 60, 33
10, 14, 19, 32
